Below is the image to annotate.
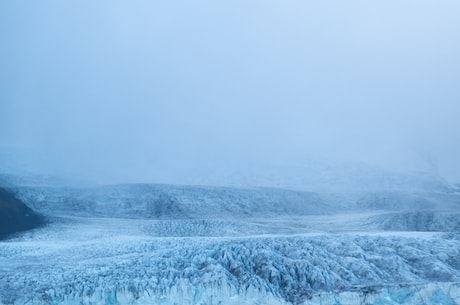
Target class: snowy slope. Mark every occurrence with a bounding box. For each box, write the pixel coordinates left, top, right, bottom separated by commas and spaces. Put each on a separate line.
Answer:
11, 181, 460, 220
12, 184, 331, 219
157, 161, 455, 194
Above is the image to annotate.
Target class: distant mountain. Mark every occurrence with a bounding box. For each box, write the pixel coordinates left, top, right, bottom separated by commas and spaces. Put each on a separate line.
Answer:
0, 187, 45, 239
151, 161, 454, 194
0, 173, 89, 188
0, 158, 454, 193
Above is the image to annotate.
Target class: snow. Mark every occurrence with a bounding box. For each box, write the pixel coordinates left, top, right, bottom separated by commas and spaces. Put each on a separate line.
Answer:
1, 181, 459, 305
1, 215, 459, 305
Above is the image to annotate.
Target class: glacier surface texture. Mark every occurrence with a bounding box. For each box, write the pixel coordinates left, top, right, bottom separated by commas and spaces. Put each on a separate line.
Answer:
1, 175, 460, 305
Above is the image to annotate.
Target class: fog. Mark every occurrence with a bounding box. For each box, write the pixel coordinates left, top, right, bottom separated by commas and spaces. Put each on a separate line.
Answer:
1, 1, 459, 184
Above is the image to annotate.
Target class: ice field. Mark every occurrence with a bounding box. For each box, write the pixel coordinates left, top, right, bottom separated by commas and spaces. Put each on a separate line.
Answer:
1, 175, 460, 305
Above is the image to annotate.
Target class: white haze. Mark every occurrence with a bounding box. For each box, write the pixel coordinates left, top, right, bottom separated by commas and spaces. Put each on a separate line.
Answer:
1, 1, 459, 184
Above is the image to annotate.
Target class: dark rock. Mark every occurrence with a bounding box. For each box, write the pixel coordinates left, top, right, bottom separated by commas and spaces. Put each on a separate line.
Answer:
0, 187, 45, 239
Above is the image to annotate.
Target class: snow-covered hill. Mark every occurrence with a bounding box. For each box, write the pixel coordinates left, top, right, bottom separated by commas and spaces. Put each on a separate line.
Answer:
12, 184, 331, 219
10, 181, 460, 220
154, 161, 455, 194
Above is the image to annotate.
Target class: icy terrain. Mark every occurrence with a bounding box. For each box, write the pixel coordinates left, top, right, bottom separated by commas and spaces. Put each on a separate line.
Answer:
1, 173, 460, 305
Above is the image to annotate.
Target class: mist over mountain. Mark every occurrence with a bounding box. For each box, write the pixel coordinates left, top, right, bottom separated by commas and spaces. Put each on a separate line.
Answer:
1, 1, 460, 185
1, 1, 460, 304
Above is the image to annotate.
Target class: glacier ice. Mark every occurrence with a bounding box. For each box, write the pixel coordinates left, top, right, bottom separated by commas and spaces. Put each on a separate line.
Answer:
1, 181, 459, 305
1, 225, 459, 305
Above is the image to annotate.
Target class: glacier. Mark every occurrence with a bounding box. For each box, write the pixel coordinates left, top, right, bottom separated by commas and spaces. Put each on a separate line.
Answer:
1, 173, 460, 305
1, 227, 459, 305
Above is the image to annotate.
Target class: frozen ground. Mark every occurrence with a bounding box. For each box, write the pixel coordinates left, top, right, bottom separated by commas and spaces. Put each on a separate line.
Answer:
1, 182, 460, 305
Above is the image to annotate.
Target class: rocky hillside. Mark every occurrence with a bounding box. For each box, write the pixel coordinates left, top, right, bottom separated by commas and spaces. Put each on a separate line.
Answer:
0, 187, 45, 239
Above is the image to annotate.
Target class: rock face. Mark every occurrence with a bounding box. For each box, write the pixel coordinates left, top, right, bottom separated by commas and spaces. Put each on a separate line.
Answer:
0, 187, 45, 239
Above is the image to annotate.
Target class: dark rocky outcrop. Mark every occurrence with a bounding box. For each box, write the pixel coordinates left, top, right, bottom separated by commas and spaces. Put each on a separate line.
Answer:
0, 187, 45, 239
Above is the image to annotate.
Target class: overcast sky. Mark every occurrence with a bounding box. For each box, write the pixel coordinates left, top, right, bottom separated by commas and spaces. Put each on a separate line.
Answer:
1, 1, 459, 183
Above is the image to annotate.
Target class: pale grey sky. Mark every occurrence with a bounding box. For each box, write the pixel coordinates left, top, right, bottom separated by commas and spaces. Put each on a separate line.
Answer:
1, 1, 459, 183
